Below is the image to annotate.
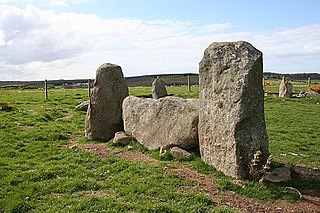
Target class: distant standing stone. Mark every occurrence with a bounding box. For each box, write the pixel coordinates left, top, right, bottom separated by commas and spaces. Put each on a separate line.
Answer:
279, 76, 293, 98
152, 78, 168, 99
198, 41, 269, 179
85, 63, 129, 141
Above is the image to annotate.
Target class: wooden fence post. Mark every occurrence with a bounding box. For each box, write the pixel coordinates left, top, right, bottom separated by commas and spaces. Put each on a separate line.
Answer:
44, 79, 48, 100
308, 77, 311, 88
187, 75, 191, 92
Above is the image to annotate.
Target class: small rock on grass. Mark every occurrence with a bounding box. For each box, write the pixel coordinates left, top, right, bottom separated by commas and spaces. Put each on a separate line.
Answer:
114, 131, 133, 145
306, 90, 319, 97
264, 165, 291, 183
170, 147, 193, 160
292, 165, 320, 181
76, 100, 89, 111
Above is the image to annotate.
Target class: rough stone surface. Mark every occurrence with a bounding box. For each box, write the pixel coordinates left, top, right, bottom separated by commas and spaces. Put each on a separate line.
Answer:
170, 147, 193, 160
293, 165, 320, 181
85, 63, 129, 141
123, 96, 199, 150
279, 76, 293, 98
114, 131, 133, 145
76, 100, 89, 111
198, 41, 269, 179
264, 165, 292, 183
152, 78, 168, 99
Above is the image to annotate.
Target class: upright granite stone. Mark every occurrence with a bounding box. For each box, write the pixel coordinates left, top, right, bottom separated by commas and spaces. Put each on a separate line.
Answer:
123, 96, 199, 150
152, 78, 168, 99
198, 41, 269, 179
279, 76, 293, 98
85, 63, 128, 141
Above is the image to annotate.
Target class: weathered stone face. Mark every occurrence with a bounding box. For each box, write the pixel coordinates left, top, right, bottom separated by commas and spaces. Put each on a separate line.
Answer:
152, 78, 168, 99
85, 63, 128, 141
123, 96, 199, 150
198, 41, 269, 179
279, 77, 293, 98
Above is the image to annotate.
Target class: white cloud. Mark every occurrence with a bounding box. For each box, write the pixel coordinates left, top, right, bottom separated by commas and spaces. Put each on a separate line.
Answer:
0, 4, 319, 81
0, 0, 93, 6
0, 0, 18, 3
49, 0, 93, 7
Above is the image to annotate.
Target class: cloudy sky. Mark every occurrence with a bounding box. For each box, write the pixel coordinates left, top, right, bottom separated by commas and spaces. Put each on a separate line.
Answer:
0, 0, 319, 80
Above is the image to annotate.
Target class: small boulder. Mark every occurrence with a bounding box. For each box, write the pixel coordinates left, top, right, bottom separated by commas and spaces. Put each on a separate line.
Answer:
152, 78, 167, 99
292, 165, 320, 181
306, 90, 319, 97
114, 131, 133, 145
297, 91, 307, 98
170, 147, 193, 160
76, 100, 89, 111
264, 165, 292, 183
160, 144, 172, 155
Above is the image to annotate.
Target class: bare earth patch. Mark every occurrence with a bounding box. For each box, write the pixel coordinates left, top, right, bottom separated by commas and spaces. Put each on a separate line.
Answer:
79, 143, 116, 158
64, 140, 320, 212
29, 109, 38, 115
164, 165, 320, 212
21, 126, 33, 131
55, 111, 76, 121
115, 151, 159, 164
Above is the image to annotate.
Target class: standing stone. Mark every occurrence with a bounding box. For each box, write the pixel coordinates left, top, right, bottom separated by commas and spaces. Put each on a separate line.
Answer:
152, 78, 168, 99
279, 76, 293, 98
85, 63, 128, 141
198, 41, 269, 179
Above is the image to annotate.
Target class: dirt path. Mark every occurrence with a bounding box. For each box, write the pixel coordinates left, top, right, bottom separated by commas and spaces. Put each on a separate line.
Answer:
70, 141, 320, 212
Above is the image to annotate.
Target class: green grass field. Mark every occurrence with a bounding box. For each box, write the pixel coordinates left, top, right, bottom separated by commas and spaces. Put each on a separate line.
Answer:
0, 86, 319, 212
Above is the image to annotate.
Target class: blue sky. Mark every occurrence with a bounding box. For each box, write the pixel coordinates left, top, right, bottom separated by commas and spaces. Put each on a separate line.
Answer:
0, 0, 320, 80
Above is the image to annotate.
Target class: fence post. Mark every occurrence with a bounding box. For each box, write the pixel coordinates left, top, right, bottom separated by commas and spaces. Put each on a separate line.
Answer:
44, 79, 48, 100
88, 79, 91, 97
187, 75, 191, 92
307, 77, 311, 88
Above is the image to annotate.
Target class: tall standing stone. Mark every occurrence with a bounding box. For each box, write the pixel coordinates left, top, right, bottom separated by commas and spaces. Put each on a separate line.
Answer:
85, 63, 128, 141
198, 41, 269, 179
279, 76, 293, 98
152, 78, 168, 99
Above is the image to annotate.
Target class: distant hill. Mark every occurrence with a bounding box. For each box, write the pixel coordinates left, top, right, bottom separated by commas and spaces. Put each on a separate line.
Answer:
263, 72, 320, 80
125, 73, 198, 87
0, 72, 319, 89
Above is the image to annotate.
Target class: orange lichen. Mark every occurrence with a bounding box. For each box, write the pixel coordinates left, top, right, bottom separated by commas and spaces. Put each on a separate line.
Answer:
0, 102, 13, 110
315, 84, 320, 93
308, 84, 320, 93
264, 90, 273, 95
264, 81, 275, 86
